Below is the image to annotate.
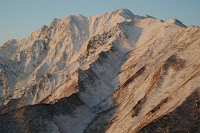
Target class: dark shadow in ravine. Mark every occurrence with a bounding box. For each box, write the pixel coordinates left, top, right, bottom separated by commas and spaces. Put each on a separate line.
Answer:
78, 22, 143, 132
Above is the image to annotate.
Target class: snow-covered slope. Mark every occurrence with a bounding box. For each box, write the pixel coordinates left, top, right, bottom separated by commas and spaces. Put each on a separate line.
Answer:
0, 8, 135, 109
0, 9, 200, 133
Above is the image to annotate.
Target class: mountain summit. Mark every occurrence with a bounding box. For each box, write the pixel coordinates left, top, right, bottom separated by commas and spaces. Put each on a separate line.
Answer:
0, 9, 200, 133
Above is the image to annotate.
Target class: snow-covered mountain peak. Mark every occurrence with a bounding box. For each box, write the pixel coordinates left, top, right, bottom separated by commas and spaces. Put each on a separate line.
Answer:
113, 8, 135, 19
0, 9, 200, 133
75, 13, 84, 17
166, 18, 187, 27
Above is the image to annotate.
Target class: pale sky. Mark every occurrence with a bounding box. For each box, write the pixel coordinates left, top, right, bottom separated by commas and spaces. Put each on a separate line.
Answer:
0, 0, 200, 45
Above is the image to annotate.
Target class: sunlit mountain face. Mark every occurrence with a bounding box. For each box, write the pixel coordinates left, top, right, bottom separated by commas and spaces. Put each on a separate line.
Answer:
0, 9, 199, 133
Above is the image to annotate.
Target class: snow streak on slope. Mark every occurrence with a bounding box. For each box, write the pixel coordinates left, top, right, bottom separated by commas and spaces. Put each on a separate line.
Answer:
0, 8, 200, 133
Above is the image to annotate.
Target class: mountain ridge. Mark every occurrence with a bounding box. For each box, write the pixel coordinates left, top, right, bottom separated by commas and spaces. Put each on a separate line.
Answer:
0, 9, 199, 133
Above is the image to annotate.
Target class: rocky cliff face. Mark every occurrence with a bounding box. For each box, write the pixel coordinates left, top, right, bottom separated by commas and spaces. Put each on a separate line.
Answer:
0, 9, 199, 133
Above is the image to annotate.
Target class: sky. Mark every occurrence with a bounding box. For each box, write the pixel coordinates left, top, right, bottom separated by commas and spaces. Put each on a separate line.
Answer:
0, 0, 200, 46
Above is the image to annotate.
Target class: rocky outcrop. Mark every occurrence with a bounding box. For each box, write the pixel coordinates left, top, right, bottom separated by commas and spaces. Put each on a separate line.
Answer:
0, 9, 200, 133
140, 89, 200, 133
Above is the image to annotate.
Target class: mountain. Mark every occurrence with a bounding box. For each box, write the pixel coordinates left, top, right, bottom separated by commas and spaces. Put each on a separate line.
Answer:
0, 8, 199, 133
